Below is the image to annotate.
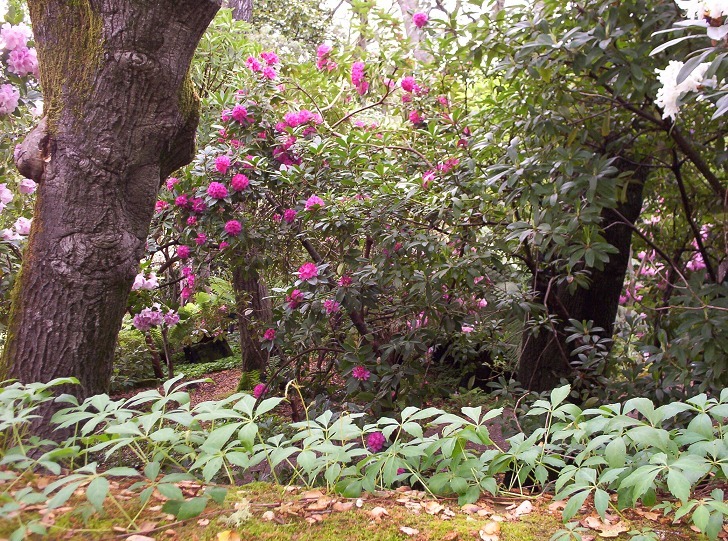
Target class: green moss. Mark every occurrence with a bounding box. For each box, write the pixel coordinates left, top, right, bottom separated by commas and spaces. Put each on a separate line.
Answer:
28, 0, 104, 130
178, 70, 201, 124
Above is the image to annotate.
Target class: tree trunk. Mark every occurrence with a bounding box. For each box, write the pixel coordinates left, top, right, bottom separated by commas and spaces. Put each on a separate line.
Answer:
396, 0, 431, 62
517, 160, 648, 391
226, 0, 253, 21
232, 260, 272, 387
2, 0, 220, 436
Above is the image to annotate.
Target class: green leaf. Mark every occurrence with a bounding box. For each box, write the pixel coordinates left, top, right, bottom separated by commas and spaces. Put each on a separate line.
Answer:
604, 437, 626, 468
176, 497, 209, 520
666, 469, 691, 503
562, 490, 590, 521
48, 481, 82, 509
550, 385, 571, 408
86, 477, 109, 511
202, 422, 241, 453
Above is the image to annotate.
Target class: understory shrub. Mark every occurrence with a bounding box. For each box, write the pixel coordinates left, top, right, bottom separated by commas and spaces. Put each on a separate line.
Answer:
0, 379, 726, 541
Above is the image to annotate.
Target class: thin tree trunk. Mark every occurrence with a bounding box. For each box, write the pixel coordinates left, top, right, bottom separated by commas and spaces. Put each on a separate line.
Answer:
232, 259, 272, 387
226, 0, 253, 21
2, 0, 220, 437
517, 160, 648, 391
396, 0, 431, 62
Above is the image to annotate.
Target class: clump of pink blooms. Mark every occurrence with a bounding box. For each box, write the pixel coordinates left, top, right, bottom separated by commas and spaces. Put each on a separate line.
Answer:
207, 181, 228, 199
304, 195, 324, 211
409, 110, 424, 125
263, 328, 276, 341
282, 109, 323, 129
283, 208, 297, 223
132, 272, 158, 291
0, 84, 20, 115
225, 219, 242, 236
286, 289, 304, 309
0, 183, 13, 212
253, 383, 268, 399
231, 174, 250, 191
298, 262, 318, 281
316, 43, 337, 72
215, 155, 231, 175
367, 432, 386, 452
351, 61, 369, 95
413, 11, 429, 28
352, 365, 371, 381
14, 217, 31, 235
177, 245, 191, 259
246, 52, 278, 80
338, 274, 352, 287
323, 299, 341, 314
133, 307, 180, 332
18, 178, 36, 195
7, 46, 38, 78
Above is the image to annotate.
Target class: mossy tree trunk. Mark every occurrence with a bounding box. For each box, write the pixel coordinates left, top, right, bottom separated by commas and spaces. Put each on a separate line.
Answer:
517, 160, 648, 391
2, 0, 220, 436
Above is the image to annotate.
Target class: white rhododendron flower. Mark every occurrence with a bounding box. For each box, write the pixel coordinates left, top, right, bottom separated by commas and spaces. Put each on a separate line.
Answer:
655, 60, 713, 119
676, 0, 728, 39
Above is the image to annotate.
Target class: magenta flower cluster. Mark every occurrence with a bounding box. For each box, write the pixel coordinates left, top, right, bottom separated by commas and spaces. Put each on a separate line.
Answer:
253, 383, 268, 399
351, 61, 369, 95
352, 365, 371, 381
132, 307, 180, 332
225, 219, 242, 236
316, 43, 337, 72
298, 262, 318, 281
207, 182, 228, 199
366, 432, 386, 452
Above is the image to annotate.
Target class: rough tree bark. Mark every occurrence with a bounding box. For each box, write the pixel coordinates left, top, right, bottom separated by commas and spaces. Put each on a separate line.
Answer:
517, 159, 648, 391
232, 262, 272, 384
226, 0, 253, 21
2, 0, 220, 434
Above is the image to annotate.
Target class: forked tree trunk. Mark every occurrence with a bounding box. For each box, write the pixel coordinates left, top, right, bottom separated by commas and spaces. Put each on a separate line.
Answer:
517, 160, 648, 391
1, 0, 220, 435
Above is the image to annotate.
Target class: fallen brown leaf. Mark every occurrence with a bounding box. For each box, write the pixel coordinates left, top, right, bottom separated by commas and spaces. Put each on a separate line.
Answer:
216, 532, 241, 541
305, 513, 323, 524
332, 501, 354, 512
399, 526, 419, 536
261, 511, 276, 521
126, 536, 155, 541
513, 500, 533, 517
424, 501, 445, 515
461, 504, 481, 515
370, 506, 389, 521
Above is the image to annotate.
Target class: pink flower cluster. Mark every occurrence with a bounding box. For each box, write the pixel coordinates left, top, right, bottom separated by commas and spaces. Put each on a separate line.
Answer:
351, 61, 369, 95
286, 288, 304, 309
166, 177, 179, 190
316, 43, 337, 72
352, 365, 371, 381
367, 432, 386, 452
207, 181, 228, 199
1, 23, 37, 79
246, 52, 278, 80
225, 219, 242, 236
298, 262, 318, 281
0, 84, 20, 115
413, 11, 429, 28
304, 195, 324, 211
215, 155, 231, 175
132, 272, 158, 291
253, 383, 268, 399
323, 299, 341, 314
132, 307, 179, 332
283, 208, 297, 223
282, 109, 323, 129
263, 328, 276, 341
231, 174, 250, 191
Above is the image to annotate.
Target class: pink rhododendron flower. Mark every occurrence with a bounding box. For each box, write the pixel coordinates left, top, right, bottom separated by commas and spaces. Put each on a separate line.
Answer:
215, 155, 231, 175
413, 12, 428, 28
422, 170, 436, 189
338, 275, 352, 287
207, 182, 228, 199
286, 289, 304, 309
367, 432, 386, 452
253, 383, 268, 398
272, 213, 282, 222
7, 46, 38, 77
0, 184, 13, 210
409, 110, 424, 125
219, 241, 229, 250
187, 216, 197, 226
323, 299, 341, 314
263, 328, 276, 341
225, 220, 242, 236
305, 195, 324, 211
177, 245, 191, 259
401, 76, 418, 93
283, 208, 297, 223
164, 311, 180, 326
317, 43, 332, 57
0, 23, 31, 51
19, 178, 36, 195
352, 365, 371, 381
351, 61, 368, 94
262, 66, 277, 80
231, 173, 250, 191
0, 84, 20, 115
438, 95, 449, 106
461, 325, 474, 333
316, 43, 337, 71
132, 273, 158, 291
155, 200, 168, 213
14, 217, 31, 235
246, 56, 262, 72
298, 262, 318, 280
231, 104, 249, 123
195, 233, 207, 245
174, 194, 189, 208
401, 93, 412, 103
166, 177, 179, 190
132, 307, 164, 331
260, 51, 280, 65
